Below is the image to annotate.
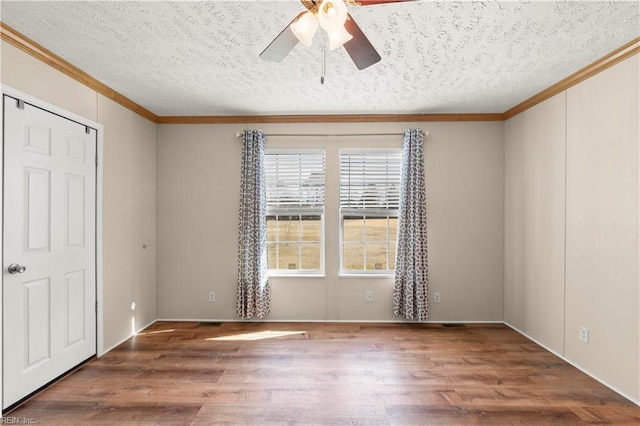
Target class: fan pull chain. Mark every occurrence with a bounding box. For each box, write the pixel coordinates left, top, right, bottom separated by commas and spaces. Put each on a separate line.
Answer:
321, 36, 326, 85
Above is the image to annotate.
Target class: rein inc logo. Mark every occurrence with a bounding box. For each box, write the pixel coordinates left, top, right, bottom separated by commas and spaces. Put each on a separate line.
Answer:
0, 418, 34, 425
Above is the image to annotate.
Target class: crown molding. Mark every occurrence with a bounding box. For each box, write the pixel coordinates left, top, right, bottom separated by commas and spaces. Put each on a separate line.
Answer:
156, 113, 505, 124
504, 37, 640, 120
2, 22, 637, 124
0, 22, 159, 123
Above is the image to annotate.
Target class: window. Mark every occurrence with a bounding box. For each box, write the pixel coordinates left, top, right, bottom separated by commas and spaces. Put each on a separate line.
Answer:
340, 150, 402, 273
265, 150, 325, 274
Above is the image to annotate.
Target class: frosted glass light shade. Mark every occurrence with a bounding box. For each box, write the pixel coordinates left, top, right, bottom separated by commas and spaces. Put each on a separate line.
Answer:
291, 12, 319, 47
318, 0, 348, 31
327, 26, 353, 50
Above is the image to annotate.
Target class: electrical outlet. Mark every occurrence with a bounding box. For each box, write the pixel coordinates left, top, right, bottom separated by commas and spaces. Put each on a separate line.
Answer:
433, 292, 441, 303
579, 326, 589, 343
208, 291, 216, 303
366, 290, 373, 302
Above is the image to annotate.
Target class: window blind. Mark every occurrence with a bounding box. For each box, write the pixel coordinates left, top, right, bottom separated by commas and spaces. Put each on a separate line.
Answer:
265, 151, 325, 212
340, 150, 402, 213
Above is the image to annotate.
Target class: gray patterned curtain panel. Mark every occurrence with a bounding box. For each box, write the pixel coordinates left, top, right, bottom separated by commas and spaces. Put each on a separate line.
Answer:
236, 130, 271, 319
393, 129, 429, 321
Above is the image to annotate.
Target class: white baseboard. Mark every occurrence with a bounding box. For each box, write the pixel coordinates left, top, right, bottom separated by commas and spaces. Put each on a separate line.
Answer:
100, 319, 158, 356
503, 322, 565, 358
156, 318, 504, 324
504, 321, 640, 407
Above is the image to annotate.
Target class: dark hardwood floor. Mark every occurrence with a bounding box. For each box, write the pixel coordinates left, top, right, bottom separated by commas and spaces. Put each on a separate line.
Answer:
6, 321, 640, 425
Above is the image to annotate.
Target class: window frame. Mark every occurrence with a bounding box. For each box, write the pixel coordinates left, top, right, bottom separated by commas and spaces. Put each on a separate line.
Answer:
265, 148, 325, 276
339, 148, 402, 276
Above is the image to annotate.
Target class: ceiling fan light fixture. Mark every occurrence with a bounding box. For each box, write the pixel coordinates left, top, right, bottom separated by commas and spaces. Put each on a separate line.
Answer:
318, 0, 348, 31
327, 26, 353, 50
291, 11, 319, 47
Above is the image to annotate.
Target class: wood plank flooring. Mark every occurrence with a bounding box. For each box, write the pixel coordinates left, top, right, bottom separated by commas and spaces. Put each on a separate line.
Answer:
6, 322, 640, 425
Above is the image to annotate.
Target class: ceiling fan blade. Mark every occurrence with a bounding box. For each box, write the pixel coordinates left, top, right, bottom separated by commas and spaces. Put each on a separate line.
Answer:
355, 0, 416, 5
343, 14, 381, 70
259, 18, 299, 62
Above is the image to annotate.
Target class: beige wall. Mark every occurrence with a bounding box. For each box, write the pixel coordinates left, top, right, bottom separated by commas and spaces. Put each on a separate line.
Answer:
1, 40, 158, 352
504, 92, 566, 353
156, 123, 241, 320
156, 121, 505, 322
564, 55, 639, 401
504, 54, 640, 402
99, 94, 157, 348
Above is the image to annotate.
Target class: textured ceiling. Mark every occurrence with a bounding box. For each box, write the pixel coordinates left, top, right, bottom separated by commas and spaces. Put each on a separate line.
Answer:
1, 1, 638, 116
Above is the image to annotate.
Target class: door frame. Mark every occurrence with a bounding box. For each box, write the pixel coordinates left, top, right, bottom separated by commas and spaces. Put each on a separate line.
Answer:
0, 85, 105, 412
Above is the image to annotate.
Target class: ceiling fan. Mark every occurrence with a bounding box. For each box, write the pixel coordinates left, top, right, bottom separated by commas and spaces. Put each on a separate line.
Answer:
260, 0, 415, 70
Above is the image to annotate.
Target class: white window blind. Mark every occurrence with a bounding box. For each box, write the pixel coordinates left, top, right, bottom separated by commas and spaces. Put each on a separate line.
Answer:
340, 150, 402, 215
265, 151, 325, 213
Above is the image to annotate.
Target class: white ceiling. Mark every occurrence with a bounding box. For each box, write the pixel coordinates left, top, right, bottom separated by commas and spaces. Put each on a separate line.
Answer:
1, 1, 638, 116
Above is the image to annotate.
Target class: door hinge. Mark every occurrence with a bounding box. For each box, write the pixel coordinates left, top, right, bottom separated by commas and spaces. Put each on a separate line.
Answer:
16, 99, 25, 110
95, 301, 98, 314
95, 155, 99, 166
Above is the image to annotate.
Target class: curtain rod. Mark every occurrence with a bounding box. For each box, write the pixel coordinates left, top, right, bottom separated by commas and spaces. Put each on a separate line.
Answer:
234, 131, 430, 138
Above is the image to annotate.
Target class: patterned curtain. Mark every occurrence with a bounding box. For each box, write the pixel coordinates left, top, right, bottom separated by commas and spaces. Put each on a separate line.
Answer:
393, 129, 429, 321
236, 130, 271, 319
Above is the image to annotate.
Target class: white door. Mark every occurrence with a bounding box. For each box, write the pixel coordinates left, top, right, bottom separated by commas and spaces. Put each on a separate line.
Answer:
2, 95, 97, 408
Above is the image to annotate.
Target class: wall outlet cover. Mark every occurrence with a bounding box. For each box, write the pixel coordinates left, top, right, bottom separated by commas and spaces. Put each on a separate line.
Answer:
579, 326, 589, 343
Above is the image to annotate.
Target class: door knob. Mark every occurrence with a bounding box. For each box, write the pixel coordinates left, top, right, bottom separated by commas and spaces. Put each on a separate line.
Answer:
7, 264, 26, 274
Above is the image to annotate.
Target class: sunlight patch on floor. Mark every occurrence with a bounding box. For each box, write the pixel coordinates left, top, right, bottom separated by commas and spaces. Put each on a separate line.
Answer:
137, 328, 176, 336
208, 330, 306, 341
